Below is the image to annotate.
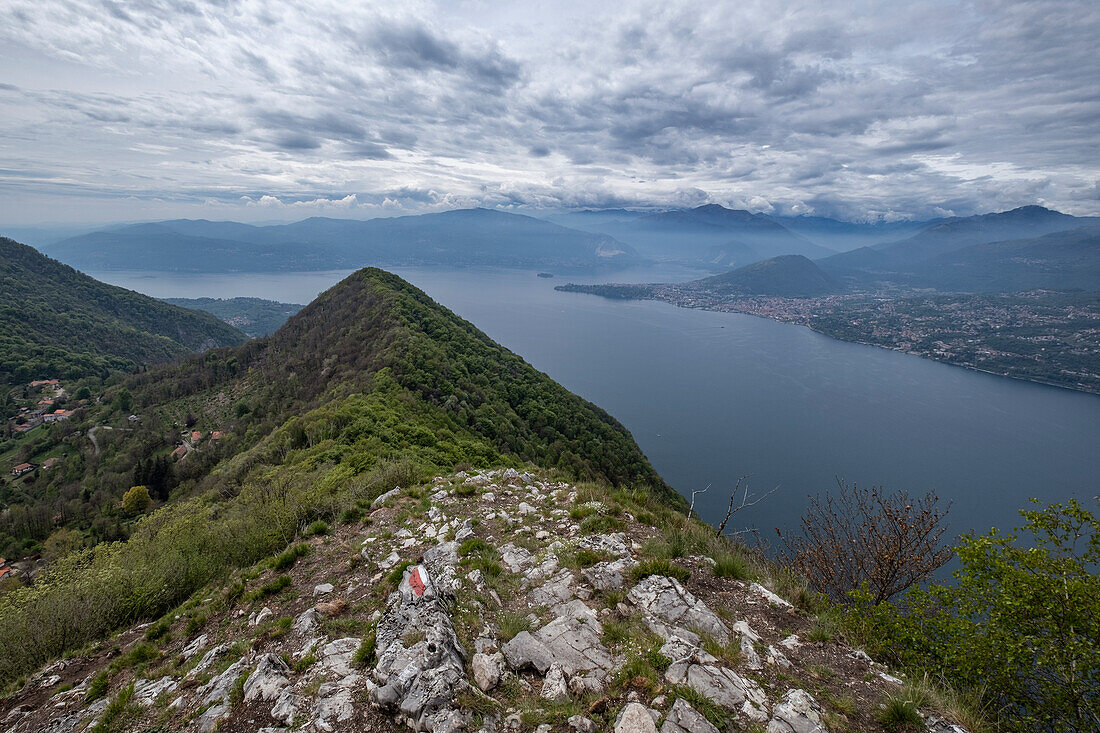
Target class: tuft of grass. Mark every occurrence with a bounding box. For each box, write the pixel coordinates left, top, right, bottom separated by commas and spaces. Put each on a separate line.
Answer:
385, 561, 415, 588
304, 519, 330, 537
497, 610, 532, 642
456, 687, 502, 717
185, 613, 206, 636
572, 548, 604, 569
901, 674, 992, 733
84, 670, 109, 702
712, 551, 752, 580
271, 543, 309, 571
667, 686, 729, 729
90, 682, 137, 733
353, 627, 377, 668
701, 635, 741, 667
877, 696, 924, 731
631, 558, 690, 583
806, 613, 840, 643
228, 670, 249, 707
580, 514, 626, 534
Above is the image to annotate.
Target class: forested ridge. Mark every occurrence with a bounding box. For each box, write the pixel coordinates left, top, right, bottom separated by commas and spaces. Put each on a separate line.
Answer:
0, 237, 247, 383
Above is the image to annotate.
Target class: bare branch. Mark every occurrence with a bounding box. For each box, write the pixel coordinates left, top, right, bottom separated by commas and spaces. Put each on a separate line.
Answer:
687, 484, 710, 516
715, 475, 778, 538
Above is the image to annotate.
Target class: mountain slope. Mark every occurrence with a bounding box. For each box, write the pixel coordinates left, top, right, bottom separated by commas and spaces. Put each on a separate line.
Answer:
0, 237, 247, 382
44, 210, 639, 273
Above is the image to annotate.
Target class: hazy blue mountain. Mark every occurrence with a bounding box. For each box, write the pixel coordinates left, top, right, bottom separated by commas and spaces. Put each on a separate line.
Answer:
689, 254, 843, 297
42, 209, 639, 273
765, 214, 936, 252
909, 227, 1100, 292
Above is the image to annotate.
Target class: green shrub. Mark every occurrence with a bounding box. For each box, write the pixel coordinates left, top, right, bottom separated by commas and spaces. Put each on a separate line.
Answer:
304, 520, 329, 537
144, 618, 171, 642
185, 613, 206, 636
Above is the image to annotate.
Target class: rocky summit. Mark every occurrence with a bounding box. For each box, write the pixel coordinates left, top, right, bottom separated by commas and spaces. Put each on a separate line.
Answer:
1, 469, 969, 732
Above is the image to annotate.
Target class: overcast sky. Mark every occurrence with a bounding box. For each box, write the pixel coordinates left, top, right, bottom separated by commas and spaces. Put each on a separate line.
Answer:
1, 0, 1098, 225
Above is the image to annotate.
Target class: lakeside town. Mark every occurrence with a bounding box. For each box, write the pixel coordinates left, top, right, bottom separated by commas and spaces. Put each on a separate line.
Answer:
637, 286, 1100, 394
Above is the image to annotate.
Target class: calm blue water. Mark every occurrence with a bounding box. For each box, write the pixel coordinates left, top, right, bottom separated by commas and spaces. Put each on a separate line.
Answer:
91, 266, 1100, 544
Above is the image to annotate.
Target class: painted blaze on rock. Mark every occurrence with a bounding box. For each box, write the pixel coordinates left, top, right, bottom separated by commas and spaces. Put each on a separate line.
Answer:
408, 565, 427, 597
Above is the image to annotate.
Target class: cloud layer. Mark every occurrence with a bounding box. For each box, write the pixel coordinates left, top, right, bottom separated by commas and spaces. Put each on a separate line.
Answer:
1, 0, 1098, 224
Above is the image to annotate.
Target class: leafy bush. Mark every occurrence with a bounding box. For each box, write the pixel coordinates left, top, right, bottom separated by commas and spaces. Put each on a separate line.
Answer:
304, 520, 329, 537
84, 670, 109, 702
780, 480, 953, 603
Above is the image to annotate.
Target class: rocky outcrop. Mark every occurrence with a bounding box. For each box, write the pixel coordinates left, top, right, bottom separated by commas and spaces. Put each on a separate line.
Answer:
628, 574, 731, 642
0, 468, 942, 733
370, 549, 468, 732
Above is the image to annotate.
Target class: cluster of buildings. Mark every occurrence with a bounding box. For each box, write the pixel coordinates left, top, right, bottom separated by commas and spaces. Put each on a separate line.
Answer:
9, 379, 73, 434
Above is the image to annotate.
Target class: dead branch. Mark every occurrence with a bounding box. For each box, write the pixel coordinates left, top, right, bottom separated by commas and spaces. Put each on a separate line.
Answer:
715, 475, 778, 537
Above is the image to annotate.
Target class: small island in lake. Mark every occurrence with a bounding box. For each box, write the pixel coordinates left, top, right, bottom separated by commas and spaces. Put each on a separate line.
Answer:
537, 272, 554, 278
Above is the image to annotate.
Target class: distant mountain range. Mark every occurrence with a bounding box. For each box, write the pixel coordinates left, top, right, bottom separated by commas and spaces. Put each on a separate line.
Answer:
37, 209, 640, 273
819, 206, 1100, 292
0, 238, 247, 382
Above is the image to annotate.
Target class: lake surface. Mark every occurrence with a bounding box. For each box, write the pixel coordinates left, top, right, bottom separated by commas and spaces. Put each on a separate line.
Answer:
91, 266, 1100, 545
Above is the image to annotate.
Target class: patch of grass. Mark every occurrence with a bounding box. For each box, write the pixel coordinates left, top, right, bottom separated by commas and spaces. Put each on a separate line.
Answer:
402, 629, 426, 646
667, 685, 729, 729
456, 687, 501, 718
244, 574, 292, 603
459, 538, 492, 557
90, 682, 137, 733
271, 543, 309, 571
321, 616, 363, 636
569, 504, 600, 521
454, 483, 478, 497
261, 616, 294, 639
497, 610, 532, 642
144, 619, 171, 643
878, 696, 924, 731
185, 614, 206, 636
353, 627, 377, 668
901, 674, 992, 733
84, 670, 109, 702
228, 669, 249, 707
108, 642, 159, 674
304, 519, 330, 537
631, 558, 690, 583
339, 506, 363, 524
806, 613, 840, 643
572, 548, 604, 569
580, 514, 626, 534
385, 561, 415, 588
701, 635, 741, 667
600, 618, 633, 649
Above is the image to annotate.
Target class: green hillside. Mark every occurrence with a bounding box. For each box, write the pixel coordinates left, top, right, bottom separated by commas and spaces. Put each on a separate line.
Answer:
0, 237, 247, 383
161, 297, 304, 337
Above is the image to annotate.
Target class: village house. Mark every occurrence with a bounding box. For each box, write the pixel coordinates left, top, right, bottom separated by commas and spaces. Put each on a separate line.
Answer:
29, 379, 59, 388
170, 444, 188, 460
41, 457, 60, 471
11, 463, 33, 477
43, 409, 74, 423
210, 431, 225, 440
0, 559, 14, 581
191, 430, 202, 443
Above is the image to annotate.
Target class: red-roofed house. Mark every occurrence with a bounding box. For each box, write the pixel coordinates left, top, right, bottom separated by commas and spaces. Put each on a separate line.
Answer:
11, 463, 33, 477
43, 409, 73, 423
171, 445, 188, 460
42, 457, 60, 471
191, 430, 202, 443
211, 431, 225, 440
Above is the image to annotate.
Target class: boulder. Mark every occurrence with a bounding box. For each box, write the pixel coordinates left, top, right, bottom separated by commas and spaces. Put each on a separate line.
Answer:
568, 715, 599, 733
615, 702, 658, 733
501, 632, 554, 674
531, 600, 616, 677
472, 652, 503, 691
499, 544, 535, 573
540, 663, 568, 701
182, 633, 208, 659
664, 647, 767, 718
767, 689, 829, 733
244, 653, 290, 702
249, 606, 273, 627
660, 698, 720, 733
628, 575, 731, 642
578, 533, 632, 559
133, 676, 177, 707
582, 558, 635, 592
751, 582, 793, 609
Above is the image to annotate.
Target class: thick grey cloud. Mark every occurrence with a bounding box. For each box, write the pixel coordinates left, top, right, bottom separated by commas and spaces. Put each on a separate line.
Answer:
0, 0, 1097, 225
